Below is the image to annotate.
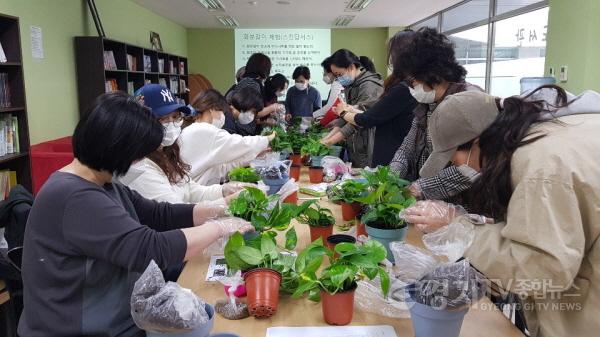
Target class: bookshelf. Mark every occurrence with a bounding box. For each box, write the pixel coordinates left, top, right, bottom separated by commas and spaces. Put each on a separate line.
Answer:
74, 37, 189, 116
0, 13, 32, 192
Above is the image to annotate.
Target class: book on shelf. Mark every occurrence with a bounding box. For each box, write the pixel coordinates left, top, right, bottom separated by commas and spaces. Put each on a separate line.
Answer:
169, 77, 179, 94
0, 170, 18, 201
144, 55, 152, 72
169, 60, 175, 74
0, 73, 11, 108
158, 59, 165, 73
158, 78, 167, 87
179, 79, 188, 94
105, 79, 118, 92
126, 54, 137, 71
0, 114, 19, 156
103, 51, 117, 70
144, 79, 152, 85
0, 42, 7, 63
127, 82, 135, 95
179, 61, 185, 75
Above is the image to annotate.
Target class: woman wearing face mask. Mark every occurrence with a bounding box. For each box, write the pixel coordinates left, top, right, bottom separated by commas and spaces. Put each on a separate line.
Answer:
179, 89, 276, 185
320, 49, 383, 168
388, 27, 482, 201
403, 86, 600, 337
260, 73, 288, 128
119, 84, 246, 205
285, 66, 322, 120
312, 57, 345, 120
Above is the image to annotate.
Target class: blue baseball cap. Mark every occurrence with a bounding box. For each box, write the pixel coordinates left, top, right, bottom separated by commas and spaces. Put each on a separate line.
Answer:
134, 84, 191, 118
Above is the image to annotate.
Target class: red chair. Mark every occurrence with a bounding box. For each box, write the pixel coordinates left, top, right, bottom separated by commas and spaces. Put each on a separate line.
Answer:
30, 136, 74, 195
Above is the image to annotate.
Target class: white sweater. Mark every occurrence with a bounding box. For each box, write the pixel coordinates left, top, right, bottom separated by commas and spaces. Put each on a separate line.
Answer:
118, 157, 225, 205
179, 122, 269, 185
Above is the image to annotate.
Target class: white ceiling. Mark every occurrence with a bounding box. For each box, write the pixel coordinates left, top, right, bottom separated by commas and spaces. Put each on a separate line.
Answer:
131, 0, 463, 29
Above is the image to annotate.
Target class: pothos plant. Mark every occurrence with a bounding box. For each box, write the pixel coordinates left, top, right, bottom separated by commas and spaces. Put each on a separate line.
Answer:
295, 201, 335, 228
224, 230, 298, 274
290, 238, 390, 301
300, 138, 330, 157
227, 167, 261, 183
329, 179, 368, 204
355, 182, 416, 230
262, 126, 292, 153
361, 165, 411, 190
287, 127, 305, 154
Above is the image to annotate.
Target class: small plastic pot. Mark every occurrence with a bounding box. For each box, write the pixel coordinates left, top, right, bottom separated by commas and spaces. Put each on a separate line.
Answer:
283, 191, 298, 205
340, 202, 362, 221
326, 234, 356, 256
310, 155, 324, 167
289, 154, 302, 166
365, 224, 407, 263
356, 221, 368, 238
262, 177, 289, 195
321, 284, 357, 325
329, 145, 343, 158
308, 167, 324, 183
146, 302, 214, 337
243, 268, 282, 319
309, 224, 333, 243
289, 165, 301, 181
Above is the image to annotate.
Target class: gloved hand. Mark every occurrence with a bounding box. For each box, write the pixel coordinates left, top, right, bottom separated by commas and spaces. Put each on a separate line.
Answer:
205, 217, 255, 237
193, 204, 228, 225
400, 200, 467, 233
408, 182, 423, 199
275, 104, 285, 114
222, 182, 254, 197
266, 131, 277, 142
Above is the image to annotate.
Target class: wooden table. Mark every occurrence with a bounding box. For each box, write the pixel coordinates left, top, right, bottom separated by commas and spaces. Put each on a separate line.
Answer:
178, 167, 525, 337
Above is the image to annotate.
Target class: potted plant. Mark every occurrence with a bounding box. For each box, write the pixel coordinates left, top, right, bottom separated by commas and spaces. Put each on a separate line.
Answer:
329, 180, 368, 221
263, 126, 292, 160
256, 162, 289, 195
228, 186, 276, 223
287, 128, 304, 166
361, 165, 411, 190
227, 166, 261, 183
296, 201, 336, 243
301, 138, 330, 169
355, 182, 416, 263
291, 239, 390, 325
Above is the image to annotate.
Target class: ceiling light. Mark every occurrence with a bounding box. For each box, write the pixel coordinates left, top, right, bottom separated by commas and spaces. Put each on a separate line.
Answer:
345, 0, 374, 12
216, 15, 239, 27
197, 0, 226, 12
248, 1, 258, 5
334, 15, 355, 27
276, 1, 290, 4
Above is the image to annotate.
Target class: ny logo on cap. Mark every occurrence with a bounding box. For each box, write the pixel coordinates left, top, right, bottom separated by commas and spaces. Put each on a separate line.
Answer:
160, 89, 174, 103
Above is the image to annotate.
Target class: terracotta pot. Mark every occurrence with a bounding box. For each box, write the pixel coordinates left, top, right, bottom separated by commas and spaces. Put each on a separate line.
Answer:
309, 224, 333, 243
243, 268, 282, 319
308, 167, 324, 183
283, 191, 298, 205
321, 285, 357, 325
289, 154, 302, 166
340, 202, 362, 221
289, 165, 301, 181
356, 222, 368, 238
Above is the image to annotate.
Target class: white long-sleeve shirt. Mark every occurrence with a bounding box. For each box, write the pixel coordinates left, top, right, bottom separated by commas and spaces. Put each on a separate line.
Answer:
118, 157, 225, 206
179, 122, 269, 185
313, 80, 344, 119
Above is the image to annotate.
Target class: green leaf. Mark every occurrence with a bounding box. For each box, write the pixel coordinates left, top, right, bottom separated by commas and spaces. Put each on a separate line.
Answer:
379, 267, 390, 298
237, 246, 263, 266
308, 287, 322, 302
260, 233, 278, 260
285, 227, 298, 250
224, 232, 248, 271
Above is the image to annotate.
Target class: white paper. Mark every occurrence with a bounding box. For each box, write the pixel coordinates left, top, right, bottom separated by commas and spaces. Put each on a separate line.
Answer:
30, 26, 44, 59
267, 325, 397, 337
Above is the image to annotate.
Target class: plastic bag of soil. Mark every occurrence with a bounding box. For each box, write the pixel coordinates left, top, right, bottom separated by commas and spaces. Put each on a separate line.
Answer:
131, 261, 210, 333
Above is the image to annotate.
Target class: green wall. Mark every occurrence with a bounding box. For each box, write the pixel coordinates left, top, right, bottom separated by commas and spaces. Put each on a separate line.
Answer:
187, 27, 390, 93
0, 0, 188, 144
545, 0, 600, 94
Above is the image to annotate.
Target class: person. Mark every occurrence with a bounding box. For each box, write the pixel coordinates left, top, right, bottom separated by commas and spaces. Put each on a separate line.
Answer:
18, 91, 253, 336
225, 86, 266, 136
180, 89, 276, 185
312, 57, 344, 120
118, 84, 247, 204
387, 28, 482, 200
358, 56, 377, 73
285, 65, 322, 119
402, 86, 600, 337
223, 66, 247, 101
261, 73, 288, 128
321, 48, 383, 168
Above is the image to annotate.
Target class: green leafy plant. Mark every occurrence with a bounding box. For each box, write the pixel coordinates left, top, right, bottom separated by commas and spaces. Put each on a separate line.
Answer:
290, 238, 390, 301
228, 186, 274, 222
224, 230, 298, 273
227, 167, 261, 183
262, 126, 292, 152
355, 183, 416, 229
300, 138, 330, 157
361, 165, 411, 190
329, 180, 368, 203
296, 201, 335, 228
287, 128, 305, 154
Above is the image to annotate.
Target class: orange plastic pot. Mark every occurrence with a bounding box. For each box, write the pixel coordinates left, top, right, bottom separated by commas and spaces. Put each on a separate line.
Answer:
321, 285, 357, 325
289, 165, 301, 181
356, 222, 368, 238
243, 268, 282, 319
283, 191, 298, 205
340, 202, 362, 221
308, 167, 324, 183
309, 224, 333, 243
289, 154, 302, 166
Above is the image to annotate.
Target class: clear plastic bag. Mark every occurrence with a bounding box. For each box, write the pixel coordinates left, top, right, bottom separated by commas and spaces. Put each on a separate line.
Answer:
355, 277, 411, 318
422, 221, 475, 262
322, 156, 350, 180
215, 272, 249, 320
131, 261, 209, 333
277, 178, 299, 201
390, 242, 439, 283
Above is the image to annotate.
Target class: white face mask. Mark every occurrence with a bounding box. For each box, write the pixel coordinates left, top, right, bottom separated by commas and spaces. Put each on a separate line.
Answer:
409, 84, 436, 104
238, 111, 255, 125
161, 120, 183, 147
323, 75, 333, 85
276, 90, 285, 97
295, 82, 308, 91
212, 113, 225, 129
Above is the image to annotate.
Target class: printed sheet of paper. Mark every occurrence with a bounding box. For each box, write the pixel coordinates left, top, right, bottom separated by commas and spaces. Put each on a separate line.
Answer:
206, 255, 228, 282
266, 325, 398, 337
30, 26, 44, 59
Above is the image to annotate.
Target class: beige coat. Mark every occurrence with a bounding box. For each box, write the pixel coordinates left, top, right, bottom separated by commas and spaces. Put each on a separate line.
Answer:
464, 114, 600, 337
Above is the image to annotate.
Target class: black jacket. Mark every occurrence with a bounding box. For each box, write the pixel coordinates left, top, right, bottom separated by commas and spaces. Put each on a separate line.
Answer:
0, 185, 34, 249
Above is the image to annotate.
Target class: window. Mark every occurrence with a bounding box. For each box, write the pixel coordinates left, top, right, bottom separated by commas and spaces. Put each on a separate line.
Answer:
490, 7, 549, 96
450, 25, 489, 89
442, 0, 489, 32
413, 15, 439, 31
496, 0, 543, 16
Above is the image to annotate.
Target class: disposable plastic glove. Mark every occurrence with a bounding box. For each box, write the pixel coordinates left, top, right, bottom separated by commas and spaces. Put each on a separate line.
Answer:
400, 200, 467, 233
193, 204, 228, 225
222, 182, 255, 197
205, 217, 255, 237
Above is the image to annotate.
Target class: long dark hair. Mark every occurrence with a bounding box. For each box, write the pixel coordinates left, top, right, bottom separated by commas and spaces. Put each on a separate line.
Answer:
147, 141, 190, 185
264, 73, 289, 103
469, 85, 571, 219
